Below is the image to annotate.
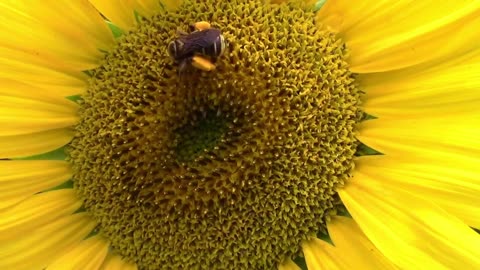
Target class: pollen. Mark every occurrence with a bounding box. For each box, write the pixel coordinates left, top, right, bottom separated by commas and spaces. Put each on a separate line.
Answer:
68, 0, 362, 269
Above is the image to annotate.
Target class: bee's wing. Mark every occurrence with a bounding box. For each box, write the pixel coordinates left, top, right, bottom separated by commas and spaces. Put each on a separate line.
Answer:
178, 29, 221, 53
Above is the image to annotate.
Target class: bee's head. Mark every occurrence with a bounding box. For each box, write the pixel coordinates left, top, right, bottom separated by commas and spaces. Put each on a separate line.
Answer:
216, 34, 227, 58
168, 40, 185, 60
167, 40, 178, 59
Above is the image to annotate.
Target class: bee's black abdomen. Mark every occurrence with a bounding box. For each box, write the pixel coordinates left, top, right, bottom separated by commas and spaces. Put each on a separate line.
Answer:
178, 29, 224, 57
168, 27, 226, 69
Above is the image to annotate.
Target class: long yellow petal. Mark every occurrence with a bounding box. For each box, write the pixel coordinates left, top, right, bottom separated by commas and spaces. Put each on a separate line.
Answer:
0, 52, 87, 97
355, 155, 480, 228
278, 258, 301, 270
0, 128, 73, 158
47, 235, 110, 270
303, 237, 346, 270
0, 213, 96, 270
89, 0, 138, 31
301, 216, 397, 270
160, 0, 183, 11
131, 0, 182, 20
317, 0, 480, 73
0, 95, 78, 136
133, 0, 163, 18
327, 216, 398, 269
339, 175, 480, 269
0, 160, 71, 209
0, 78, 84, 104
0, 189, 81, 240
89, 0, 180, 31
0, 0, 114, 70
100, 253, 138, 270
27, 0, 114, 51
359, 48, 480, 118
357, 116, 480, 160
356, 116, 480, 228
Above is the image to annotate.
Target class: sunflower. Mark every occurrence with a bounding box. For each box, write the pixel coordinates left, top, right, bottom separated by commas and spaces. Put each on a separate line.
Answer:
1, 0, 479, 269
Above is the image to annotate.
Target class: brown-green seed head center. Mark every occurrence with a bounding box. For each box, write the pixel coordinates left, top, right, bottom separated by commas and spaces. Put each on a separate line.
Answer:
69, 0, 362, 269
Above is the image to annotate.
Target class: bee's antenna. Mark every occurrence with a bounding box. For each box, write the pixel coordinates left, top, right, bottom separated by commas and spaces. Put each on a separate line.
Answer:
176, 28, 188, 36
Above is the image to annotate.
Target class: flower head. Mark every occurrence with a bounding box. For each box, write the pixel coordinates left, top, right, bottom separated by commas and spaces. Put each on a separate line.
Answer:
1, 0, 479, 269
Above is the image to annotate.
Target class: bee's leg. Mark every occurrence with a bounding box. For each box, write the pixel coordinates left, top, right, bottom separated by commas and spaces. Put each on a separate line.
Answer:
176, 28, 189, 36
178, 59, 191, 75
191, 55, 216, 71
190, 21, 211, 31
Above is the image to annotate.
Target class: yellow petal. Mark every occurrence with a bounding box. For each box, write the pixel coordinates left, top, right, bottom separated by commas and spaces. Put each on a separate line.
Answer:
89, 0, 180, 31
339, 174, 480, 269
161, 0, 183, 11
0, 52, 87, 97
317, 0, 480, 73
100, 253, 138, 270
303, 237, 346, 270
326, 216, 398, 269
272, 0, 317, 9
360, 48, 480, 118
27, 0, 115, 52
301, 217, 397, 270
0, 213, 97, 270
355, 155, 480, 228
278, 258, 301, 270
0, 189, 81, 241
0, 160, 71, 209
89, 0, 138, 31
0, 78, 84, 104
133, 0, 163, 18
0, 95, 78, 136
0, 0, 114, 70
0, 128, 73, 158
356, 115, 480, 228
357, 116, 479, 160
47, 235, 110, 270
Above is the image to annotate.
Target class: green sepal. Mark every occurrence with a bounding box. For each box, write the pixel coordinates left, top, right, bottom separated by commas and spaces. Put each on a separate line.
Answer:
313, 0, 327, 12
67, 94, 83, 103
356, 143, 382, 156
41, 180, 74, 192
293, 256, 308, 270
14, 146, 67, 161
107, 21, 124, 38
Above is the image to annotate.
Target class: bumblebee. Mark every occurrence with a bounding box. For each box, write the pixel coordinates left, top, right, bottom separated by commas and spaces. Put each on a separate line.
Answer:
168, 21, 227, 73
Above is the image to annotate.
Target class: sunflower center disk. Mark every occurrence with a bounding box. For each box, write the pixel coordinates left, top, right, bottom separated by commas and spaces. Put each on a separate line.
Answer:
69, 0, 362, 269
